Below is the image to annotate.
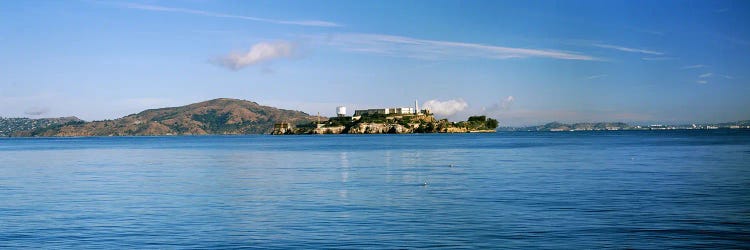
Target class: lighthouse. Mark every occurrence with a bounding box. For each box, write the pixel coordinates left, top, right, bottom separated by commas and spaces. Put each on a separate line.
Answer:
414, 100, 419, 115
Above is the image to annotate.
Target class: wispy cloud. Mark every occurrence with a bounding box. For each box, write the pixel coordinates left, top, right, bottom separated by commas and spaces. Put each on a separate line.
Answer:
422, 99, 468, 116
325, 33, 599, 61
681, 64, 707, 69
586, 74, 607, 80
697, 80, 708, 84
724, 35, 750, 47
719, 74, 734, 79
215, 41, 296, 70
699, 73, 713, 78
24, 107, 49, 116
629, 27, 664, 36
642, 57, 675, 61
484, 96, 516, 112
714, 8, 729, 13
593, 43, 663, 55
116, 2, 340, 27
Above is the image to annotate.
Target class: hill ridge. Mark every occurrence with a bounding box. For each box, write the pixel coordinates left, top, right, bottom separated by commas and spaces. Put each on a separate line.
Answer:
16, 98, 316, 136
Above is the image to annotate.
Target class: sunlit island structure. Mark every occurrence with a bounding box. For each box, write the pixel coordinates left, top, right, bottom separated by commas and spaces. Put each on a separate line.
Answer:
273, 100, 498, 134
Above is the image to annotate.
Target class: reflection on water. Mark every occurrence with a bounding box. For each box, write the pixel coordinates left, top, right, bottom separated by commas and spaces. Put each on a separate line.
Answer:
1, 131, 749, 248
339, 152, 349, 199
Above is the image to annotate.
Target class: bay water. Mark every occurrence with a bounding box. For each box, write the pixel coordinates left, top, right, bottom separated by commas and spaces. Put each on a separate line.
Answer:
1, 131, 749, 248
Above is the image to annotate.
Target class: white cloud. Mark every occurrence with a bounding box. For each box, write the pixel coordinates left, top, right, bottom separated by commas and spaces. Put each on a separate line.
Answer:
699, 73, 713, 78
586, 74, 607, 80
697, 80, 708, 84
681, 64, 707, 69
117, 2, 340, 27
422, 99, 468, 116
502, 96, 515, 109
720, 74, 734, 79
325, 33, 598, 61
593, 43, 663, 55
216, 41, 295, 70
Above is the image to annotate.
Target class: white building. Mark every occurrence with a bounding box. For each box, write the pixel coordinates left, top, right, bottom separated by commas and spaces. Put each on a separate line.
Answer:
354, 107, 414, 116
353, 99, 432, 117
336, 106, 347, 117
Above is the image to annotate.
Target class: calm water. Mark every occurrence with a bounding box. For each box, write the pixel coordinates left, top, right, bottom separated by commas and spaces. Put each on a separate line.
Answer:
1, 131, 749, 249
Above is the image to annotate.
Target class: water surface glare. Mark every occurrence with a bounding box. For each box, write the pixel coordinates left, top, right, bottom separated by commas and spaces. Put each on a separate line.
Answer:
1, 131, 749, 248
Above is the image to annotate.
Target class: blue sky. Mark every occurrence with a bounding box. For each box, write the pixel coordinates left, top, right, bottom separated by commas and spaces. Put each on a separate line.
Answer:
1, 0, 748, 126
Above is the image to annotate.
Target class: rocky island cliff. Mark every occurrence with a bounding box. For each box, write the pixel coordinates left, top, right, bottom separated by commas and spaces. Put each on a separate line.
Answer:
273, 114, 498, 135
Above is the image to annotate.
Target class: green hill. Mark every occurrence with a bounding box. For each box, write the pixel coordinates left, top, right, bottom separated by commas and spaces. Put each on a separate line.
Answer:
18, 98, 319, 136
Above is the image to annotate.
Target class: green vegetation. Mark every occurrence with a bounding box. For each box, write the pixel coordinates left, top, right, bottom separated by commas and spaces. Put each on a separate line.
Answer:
414, 121, 437, 133
459, 116, 499, 131
285, 112, 498, 134
191, 110, 241, 133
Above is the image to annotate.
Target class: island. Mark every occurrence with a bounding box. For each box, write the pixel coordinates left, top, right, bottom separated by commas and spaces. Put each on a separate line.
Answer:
272, 104, 498, 134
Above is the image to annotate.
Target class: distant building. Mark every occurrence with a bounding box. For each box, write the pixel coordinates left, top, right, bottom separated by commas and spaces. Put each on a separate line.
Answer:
353, 100, 431, 117
354, 107, 413, 116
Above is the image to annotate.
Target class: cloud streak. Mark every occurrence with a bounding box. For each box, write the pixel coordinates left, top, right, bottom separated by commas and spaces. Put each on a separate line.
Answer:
593, 43, 663, 55
422, 99, 468, 116
681, 64, 707, 69
586, 74, 607, 80
699, 73, 713, 78
642, 57, 675, 61
325, 33, 598, 61
216, 41, 296, 70
118, 2, 340, 27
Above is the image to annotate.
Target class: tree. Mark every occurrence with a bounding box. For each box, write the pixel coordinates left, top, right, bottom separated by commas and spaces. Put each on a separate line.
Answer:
485, 118, 499, 129
468, 116, 486, 122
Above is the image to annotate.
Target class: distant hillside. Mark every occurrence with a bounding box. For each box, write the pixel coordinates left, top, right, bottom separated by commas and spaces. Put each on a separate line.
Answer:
717, 120, 750, 127
499, 120, 750, 131
1, 117, 82, 137
17, 98, 319, 136
501, 122, 631, 131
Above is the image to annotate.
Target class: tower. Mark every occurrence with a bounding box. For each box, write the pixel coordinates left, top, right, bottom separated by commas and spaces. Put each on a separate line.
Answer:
336, 106, 347, 117
414, 100, 419, 114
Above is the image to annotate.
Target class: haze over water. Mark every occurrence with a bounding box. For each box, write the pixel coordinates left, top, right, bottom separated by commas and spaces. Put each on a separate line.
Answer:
1, 131, 749, 248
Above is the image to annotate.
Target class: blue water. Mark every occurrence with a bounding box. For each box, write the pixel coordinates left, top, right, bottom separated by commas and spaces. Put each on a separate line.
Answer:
1, 131, 749, 249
